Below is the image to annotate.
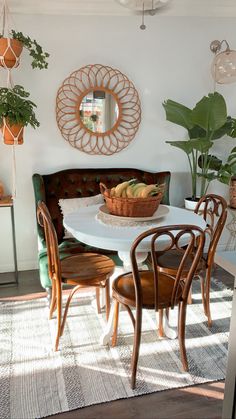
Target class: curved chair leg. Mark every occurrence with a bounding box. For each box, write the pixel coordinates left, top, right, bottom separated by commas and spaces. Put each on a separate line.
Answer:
205, 267, 213, 327
112, 300, 120, 347
187, 285, 192, 305
131, 307, 142, 389
49, 282, 57, 320
55, 282, 62, 351
60, 285, 81, 337
96, 287, 101, 314
105, 279, 110, 321
178, 301, 188, 371
158, 309, 164, 337
199, 274, 207, 316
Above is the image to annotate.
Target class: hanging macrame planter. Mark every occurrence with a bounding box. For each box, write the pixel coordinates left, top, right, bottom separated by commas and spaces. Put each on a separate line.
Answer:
0, 37, 22, 68
0, 0, 49, 197
1, 117, 24, 145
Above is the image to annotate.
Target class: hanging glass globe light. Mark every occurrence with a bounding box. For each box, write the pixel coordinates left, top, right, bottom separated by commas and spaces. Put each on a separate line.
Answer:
210, 40, 236, 85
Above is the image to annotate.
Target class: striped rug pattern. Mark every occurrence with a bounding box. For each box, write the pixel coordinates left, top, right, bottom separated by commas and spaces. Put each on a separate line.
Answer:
0, 279, 232, 419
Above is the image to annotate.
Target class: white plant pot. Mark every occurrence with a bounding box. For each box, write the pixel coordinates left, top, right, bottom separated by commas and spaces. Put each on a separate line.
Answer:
184, 197, 205, 212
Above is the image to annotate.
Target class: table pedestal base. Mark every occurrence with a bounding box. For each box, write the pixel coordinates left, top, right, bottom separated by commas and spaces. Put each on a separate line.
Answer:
118, 250, 148, 269
100, 251, 177, 345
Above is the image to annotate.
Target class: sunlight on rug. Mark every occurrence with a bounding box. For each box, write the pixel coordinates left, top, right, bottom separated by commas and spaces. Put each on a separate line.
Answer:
0, 279, 232, 419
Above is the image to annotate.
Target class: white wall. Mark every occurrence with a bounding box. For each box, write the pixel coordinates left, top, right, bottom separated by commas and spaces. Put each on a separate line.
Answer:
0, 14, 236, 271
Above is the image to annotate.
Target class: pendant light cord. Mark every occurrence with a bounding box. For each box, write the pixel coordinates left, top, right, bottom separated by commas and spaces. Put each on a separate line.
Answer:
140, 2, 146, 30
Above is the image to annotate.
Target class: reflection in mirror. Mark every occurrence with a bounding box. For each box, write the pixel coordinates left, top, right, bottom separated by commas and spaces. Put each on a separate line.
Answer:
79, 90, 119, 133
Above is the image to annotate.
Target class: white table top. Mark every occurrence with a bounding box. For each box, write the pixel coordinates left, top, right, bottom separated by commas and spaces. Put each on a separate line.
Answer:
64, 204, 206, 253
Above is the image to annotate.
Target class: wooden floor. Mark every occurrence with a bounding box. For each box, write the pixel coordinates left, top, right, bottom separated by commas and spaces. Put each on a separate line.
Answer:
0, 265, 233, 419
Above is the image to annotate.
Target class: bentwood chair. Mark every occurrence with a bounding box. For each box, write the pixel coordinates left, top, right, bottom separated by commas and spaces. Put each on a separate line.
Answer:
111, 224, 205, 389
155, 194, 227, 328
37, 201, 115, 351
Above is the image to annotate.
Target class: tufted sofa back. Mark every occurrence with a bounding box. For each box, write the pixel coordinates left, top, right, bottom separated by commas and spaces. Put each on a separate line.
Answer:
33, 168, 171, 244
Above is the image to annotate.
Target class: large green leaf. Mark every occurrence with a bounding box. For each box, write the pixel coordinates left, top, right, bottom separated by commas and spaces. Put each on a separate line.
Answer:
227, 118, 236, 138
188, 125, 206, 139
189, 138, 213, 153
165, 140, 194, 155
198, 154, 222, 170
226, 147, 236, 174
192, 92, 227, 132
212, 117, 236, 140
216, 167, 232, 184
198, 172, 217, 181
163, 100, 194, 130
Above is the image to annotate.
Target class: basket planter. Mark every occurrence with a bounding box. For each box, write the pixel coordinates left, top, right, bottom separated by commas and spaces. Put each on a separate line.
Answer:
100, 183, 163, 217
0, 38, 23, 68
1, 119, 24, 145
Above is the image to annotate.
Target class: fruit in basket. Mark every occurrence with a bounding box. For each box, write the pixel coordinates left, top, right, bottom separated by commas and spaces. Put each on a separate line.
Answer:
107, 180, 165, 198
132, 183, 146, 197
99, 180, 165, 217
110, 187, 116, 197
140, 184, 160, 198
114, 179, 136, 197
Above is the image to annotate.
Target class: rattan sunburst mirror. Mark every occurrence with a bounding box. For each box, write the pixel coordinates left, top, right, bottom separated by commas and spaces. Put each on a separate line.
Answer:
56, 64, 141, 155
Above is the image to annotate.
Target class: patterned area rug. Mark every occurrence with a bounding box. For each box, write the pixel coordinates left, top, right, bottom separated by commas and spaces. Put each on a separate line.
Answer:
0, 279, 232, 419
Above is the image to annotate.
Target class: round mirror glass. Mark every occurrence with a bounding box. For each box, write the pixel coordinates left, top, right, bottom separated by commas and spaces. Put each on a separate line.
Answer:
79, 89, 119, 133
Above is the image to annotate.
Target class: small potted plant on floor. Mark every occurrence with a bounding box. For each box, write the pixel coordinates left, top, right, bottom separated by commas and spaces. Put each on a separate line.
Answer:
163, 92, 236, 209
0, 30, 49, 69
0, 84, 40, 145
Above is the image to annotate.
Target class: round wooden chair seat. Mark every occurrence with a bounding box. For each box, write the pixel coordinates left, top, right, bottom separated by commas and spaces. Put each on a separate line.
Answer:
61, 253, 115, 285
154, 250, 207, 276
112, 270, 184, 309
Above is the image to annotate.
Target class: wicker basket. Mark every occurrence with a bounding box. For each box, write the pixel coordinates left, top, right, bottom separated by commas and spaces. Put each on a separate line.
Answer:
100, 182, 163, 217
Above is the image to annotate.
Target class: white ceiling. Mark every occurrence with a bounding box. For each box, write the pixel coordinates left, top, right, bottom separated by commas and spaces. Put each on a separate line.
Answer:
8, 0, 236, 16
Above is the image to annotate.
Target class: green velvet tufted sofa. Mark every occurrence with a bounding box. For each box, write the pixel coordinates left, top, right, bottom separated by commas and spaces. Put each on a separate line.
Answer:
32, 168, 171, 293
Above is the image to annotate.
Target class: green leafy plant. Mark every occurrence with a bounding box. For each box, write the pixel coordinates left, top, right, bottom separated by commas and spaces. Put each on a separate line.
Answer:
10, 30, 49, 69
0, 85, 39, 128
163, 92, 236, 200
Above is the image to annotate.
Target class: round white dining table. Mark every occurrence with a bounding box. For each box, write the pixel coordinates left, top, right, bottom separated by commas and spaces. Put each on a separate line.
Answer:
64, 204, 206, 266
64, 204, 206, 344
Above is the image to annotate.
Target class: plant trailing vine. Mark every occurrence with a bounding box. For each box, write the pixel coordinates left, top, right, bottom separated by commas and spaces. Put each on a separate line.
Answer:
0, 85, 39, 128
11, 30, 49, 69
0, 30, 49, 69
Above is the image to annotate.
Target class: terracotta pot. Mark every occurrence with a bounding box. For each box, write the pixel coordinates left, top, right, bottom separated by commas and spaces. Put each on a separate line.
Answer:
184, 197, 205, 211
0, 38, 23, 68
1, 119, 24, 145
229, 176, 236, 209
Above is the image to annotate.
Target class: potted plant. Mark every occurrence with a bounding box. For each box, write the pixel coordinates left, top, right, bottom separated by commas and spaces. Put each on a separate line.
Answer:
0, 30, 49, 69
0, 84, 40, 145
163, 92, 236, 209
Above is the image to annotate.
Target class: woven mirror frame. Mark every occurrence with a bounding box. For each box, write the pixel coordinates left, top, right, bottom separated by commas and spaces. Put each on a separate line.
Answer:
56, 64, 141, 155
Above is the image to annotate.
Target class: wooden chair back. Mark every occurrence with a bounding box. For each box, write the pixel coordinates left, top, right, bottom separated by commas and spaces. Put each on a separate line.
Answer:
130, 225, 205, 310
195, 194, 227, 266
37, 201, 62, 286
